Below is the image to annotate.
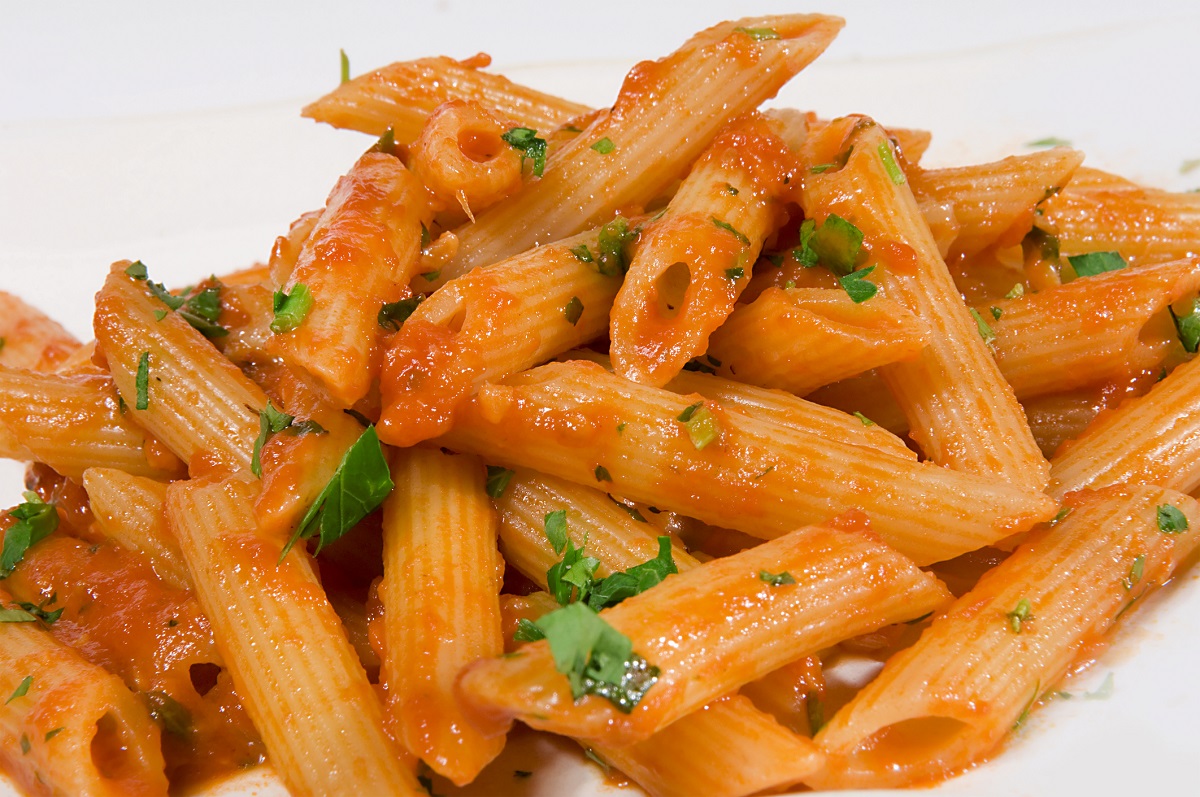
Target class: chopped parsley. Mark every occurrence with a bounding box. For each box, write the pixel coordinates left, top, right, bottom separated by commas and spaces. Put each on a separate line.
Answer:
759, 570, 796, 586
676, 401, 720, 450
143, 271, 228, 339
135, 351, 151, 410
810, 145, 854, 175
725, 266, 745, 280
15, 594, 62, 625
502, 127, 548, 177
608, 495, 647, 523
485, 466, 515, 499
1006, 598, 1033, 633
806, 690, 825, 734
6, 675, 31, 704
587, 536, 677, 611
513, 618, 545, 643
44, 728, 64, 742
420, 270, 440, 282
794, 214, 863, 276
1049, 506, 1073, 526
1, 494, 59, 579
252, 401, 294, 479
534, 601, 659, 713
572, 217, 639, 277
370, 128, 397, 156
1067, 251, 1126, 278
839, 265, 877, 303
271, 284, 314, 334
563, 296, 584, 325
712, 217, 750, 246
1027, 137, 1071, 148
1012, 680, 1040, 730
377, 295, 425, 331
724, 183, 739, 196
0, 606, 36, 623
1156, 504, 1188, 534
853, 411, 875, 426
1122, 555, 1145, 591
968, 308, 997, 347
544, 510, 570, 555
339, 49, 350, 84
1169, 298, 1200, 353
125, 261, 148, 280
590, 137, 615, 155
594, 465, 612, 483
733, 26, 779, 40
19, 734, 29, 755
877, 141, 906, 185
545, 513, 599, 606
280, 426, 394, 559
990, 306, 1003, 321
143, 690, 192, 738
1005, 283, 1026, 300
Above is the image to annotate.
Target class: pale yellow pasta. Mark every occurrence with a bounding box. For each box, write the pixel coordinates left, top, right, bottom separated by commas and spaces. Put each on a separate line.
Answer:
0, 366, 183, 481
0, 292, 81, 373
441, 360, 1056, 565
166, 476, 420, 797
457, 518, 950, 745
82, 467, 188, 591
810, 484, 1200, 789
801, 117, 1050, 492
705, 287, 930, 397
302, 54, 591, 143
93, 262, 268, 474
438, 15, 844, 280
0, 585, 168, 797
378, 447, 505, 785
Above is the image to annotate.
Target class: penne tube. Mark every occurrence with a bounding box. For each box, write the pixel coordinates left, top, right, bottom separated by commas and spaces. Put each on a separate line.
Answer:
271, 151, 432, 408
0, 365, 183, 481
267, 210, 322, 286
439, 15, 843, 280
302, 54, 591, 143
378, 447, 505, 785
0, 585, 168, 797
801, 117, 1049, 492
810, 484, 1200, 789
166, 476, 421, 797
1036, 167, 1200, 264
983, 257, 1200, 398
376, 221, 638, 447
93, 262, 268, 475
609, 111, 801, 386
911, 148, 1084, 260
82, 467, 189, 591
704, 286, 930, 397
0, 292, 81, 372
1021, 378, 1156, 459
456, 516, 951, 745
1049, 352, 1200, 498
440, 360, 1056, 565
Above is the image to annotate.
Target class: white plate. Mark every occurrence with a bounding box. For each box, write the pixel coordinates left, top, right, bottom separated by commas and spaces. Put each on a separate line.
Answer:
1, 2, 1199, 795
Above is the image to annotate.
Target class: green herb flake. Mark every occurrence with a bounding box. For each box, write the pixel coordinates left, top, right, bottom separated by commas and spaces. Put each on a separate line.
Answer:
370, 128, 397, 156
125, 261, 149, 280
1122, 555, 1145, 591
281, 426, 394, 559
1012, 680, 1041, 730
569, 244, 594, 264
594, 465, 612, 483
877, 141, 906, 185
584, 748, 611, 773
712, 217, 750, 246
0, 606, 36, 623
1156, 504, 1188, 534
1049, 506, 1073, 526
501, 127, 548, 177
546, 528, 600, 607
586, 217, 639, 277
134, 351, 151, 410
724, 183, 739, 196
534, 602, 659, 713
7, 676, 32, 704
378, 295, 425, 332
587, 537, 678, 610
733, 26, 780, 40
485, 466, 515, 499
252, 401, 296, 479
563, 296, 584, 326
806, 690, 825, 734
990, 306, 1003, 321
676, 402, 720, 450
19, 733, 29, 755
809, 214, 863, 276
853, 411, 875, 426
839, 265, 877, 303
1027, 137, 1071, 148
513, 618, 546, 643
544, 510, 569, 556
1005, 283, 1026, 300
810, 145, 854, 175
153, 309, 168, 322
44, 727, 64, 742
1169, 298, 1200, 353
420, 270, 441, 282
1006, 598, 1034, 633
1, 495, 60, 579
616, 422, 626, 435
15, 594, 63, 625
1068, 251, 1127, 278
144, 690, 192, 737
590, 137, 615, 155
968, 308, 997, 347
270, 284, 314, 334
759, 569, 796, 587
339, 49, 350, 84
725, 266, 745, 280
608, 495, 647, 523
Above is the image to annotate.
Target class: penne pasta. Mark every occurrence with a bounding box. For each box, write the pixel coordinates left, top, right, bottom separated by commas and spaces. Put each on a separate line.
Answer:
0, 292, 81, 373
82, 467, 188, 590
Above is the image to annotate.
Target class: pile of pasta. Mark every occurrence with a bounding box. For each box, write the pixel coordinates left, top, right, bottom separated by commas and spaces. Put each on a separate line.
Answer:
4, 12, 1200, 797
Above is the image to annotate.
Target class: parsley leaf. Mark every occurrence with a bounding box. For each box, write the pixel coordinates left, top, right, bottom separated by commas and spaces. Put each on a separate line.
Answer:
594, 465, 612, 483
877, 141, 906, 185
502, 127, 548, 177
513, 618, 545, 643
839, 265, 877, 303
281, 426, 393, 559
608, 495, 647, 523
378, 296, 424, 331
1006, 598, 1034, 633
1169, 298, 1200, 353
544, 510, 569, 555
759, 570, 796, 586
15, 594, 63, 625
725, 266, 745, 280
370, 128, 397, 156
853, 411, 875, 426
1122, 555, 1145, 591
733, 26, 779, 40
143, 270, 228, 338
1027, 137, 1071, 148
547, 538, 600, 606
990, 306, 1003, 321
485, 466, 515, 499
0, 606, 36, 623
6, 675, 31, 704
712, 217, 750, 246
252, 401, 295, 479
587, 537, 678, 610
143, 690, 192, 738
795, 214, 863, 276
968, 308, 997, 347
1156, 504, 1188, 534
271, 284, 314, 334
1005, 283, 1026, 300
564, 296, 584, 325
135, 351, 151, 410
676, 401, 720, 450
1, 495, 59, 578
534, 602, 659, 713
591, 137, 615, 155
1068, 251, 1127, 278
125, 261, 148, 280
339, 49, 350, 84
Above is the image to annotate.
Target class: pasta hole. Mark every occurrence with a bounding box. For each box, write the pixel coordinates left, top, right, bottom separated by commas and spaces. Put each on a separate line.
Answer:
189, 662, 221, 697
851, 716, 973, 771
446, 309, 467, 334
459, 130, 504, 163
655, 262, 692, 320
90, 712, 140, 781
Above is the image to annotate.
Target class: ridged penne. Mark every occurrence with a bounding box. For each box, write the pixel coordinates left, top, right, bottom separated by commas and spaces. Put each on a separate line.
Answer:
378, 447, 505, 785
457, 517, 950, 745
82, 467, 188, 590
801, 117, 1049, 491
810, 484, 1200, 789
0, 292, 81, 373
302, 54, 591, 142
441, 360, 1056, 565
93, 262, 268, 475
705, 287, 930, 397
271, 151, 432, 407
0, 586, 168, 797
166, 476, 420, 797
439, 15, 843, 279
